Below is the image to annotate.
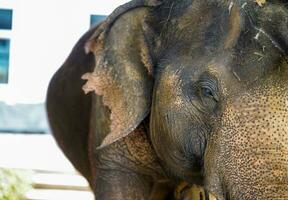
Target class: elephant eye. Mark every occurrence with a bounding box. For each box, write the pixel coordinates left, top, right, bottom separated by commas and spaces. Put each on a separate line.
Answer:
201, 87, 214, 98
199, 85, 219, 102
198, 73, 219, 103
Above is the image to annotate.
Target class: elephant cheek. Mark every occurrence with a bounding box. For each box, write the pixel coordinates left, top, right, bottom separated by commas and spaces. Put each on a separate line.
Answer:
150, 103, 186, 177
204, 80, 288, 200
150, 78, 193, 179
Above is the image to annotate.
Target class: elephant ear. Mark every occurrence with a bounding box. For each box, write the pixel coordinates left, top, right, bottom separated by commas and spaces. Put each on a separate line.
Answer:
82, 1, 160, 148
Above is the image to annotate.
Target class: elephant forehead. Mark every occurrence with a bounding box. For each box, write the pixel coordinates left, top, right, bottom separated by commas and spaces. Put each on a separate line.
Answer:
156, 0, 285, 87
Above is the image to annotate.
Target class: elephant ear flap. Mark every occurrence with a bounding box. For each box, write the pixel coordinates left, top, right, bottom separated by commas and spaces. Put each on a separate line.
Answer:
84, 0, 163, 54
82, 6, 157, 148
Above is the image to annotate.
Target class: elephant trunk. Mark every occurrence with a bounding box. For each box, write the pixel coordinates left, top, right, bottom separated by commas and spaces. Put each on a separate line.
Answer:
204, 74, 288, 200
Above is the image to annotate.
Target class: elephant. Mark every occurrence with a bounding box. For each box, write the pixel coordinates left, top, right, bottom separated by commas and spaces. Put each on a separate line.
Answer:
46, 0, 288, 199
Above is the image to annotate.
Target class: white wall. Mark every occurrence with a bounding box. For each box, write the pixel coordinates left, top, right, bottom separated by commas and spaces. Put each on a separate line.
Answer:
0, 0, 128, 104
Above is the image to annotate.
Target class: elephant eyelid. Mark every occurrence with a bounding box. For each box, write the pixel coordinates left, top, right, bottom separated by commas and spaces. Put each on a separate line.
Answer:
198, 75, 219, 102
200, 86, 219, 102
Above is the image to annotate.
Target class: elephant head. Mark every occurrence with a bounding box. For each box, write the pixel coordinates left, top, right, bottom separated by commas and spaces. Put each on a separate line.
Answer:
149, 1, 288, 199
48, 0, 288, 199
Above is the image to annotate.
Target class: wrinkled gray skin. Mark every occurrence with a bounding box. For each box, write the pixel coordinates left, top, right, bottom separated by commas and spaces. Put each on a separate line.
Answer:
150, 0, 288, 199
47, 0, 288, 200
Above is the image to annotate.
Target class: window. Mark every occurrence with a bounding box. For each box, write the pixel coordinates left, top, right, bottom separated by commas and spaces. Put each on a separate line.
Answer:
0, 39, 10, 83
90, 15, 106, 27
0, 9, 13, 30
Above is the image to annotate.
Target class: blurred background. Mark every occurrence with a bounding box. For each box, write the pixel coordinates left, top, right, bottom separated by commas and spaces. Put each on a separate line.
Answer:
0, 0, 128, 199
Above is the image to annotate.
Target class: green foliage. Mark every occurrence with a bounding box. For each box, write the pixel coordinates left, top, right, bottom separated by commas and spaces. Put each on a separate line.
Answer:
0, 168, 32, 200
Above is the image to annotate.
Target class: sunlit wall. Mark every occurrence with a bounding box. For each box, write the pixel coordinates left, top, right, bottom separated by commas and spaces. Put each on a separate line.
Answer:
0, 0, 129, 104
